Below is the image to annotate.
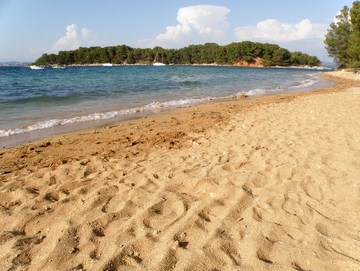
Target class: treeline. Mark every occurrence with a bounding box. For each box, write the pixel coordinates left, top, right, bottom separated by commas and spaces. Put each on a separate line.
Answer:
325, 1, 360, 68
33, 41, 320, 67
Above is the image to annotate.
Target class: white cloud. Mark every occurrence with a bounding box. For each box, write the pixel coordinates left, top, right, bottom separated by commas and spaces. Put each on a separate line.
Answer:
150, 5, 230, 47
52, 24, 93, 52
81, 27, 92, 40
235, 19, 327, 42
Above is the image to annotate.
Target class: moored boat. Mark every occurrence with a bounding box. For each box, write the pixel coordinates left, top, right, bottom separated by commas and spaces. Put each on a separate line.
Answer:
52, 65, 65, 69
153, 53, 166, 66
29, 65, 44, 70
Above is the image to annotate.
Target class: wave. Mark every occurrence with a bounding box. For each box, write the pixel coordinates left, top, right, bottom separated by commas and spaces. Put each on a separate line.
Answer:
0, 93, 84, 105
0, 97, 214, 137
239, 73, 321, 97
242, 87, 282, 96
170, 75, 202, 85
289, 73, 319, 90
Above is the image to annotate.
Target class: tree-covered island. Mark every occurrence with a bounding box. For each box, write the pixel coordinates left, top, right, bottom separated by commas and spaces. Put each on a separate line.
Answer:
33, 41, 321, 67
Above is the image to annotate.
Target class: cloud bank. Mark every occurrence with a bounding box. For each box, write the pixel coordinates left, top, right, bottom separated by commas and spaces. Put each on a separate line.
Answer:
145, 6, 327, 59
52, 24, 92, 52
151, 5, 230, 47
234, 19, 327, 42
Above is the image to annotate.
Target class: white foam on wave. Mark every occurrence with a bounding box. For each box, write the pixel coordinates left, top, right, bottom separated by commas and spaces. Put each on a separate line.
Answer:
241, 86, 284, 97
238, 73, 321, 97
289, 73, 319, 90
0, 97, 213, 137
243, 88, 275, 96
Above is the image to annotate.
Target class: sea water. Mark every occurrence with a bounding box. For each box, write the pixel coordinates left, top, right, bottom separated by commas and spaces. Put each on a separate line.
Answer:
0, 65, 332, 147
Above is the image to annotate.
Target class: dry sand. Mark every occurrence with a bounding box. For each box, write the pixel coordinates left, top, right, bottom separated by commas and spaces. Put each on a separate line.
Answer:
0, 71, 360, 271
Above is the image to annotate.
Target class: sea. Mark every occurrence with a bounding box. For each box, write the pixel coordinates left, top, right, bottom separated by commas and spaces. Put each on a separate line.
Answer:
0, 65, 333, 147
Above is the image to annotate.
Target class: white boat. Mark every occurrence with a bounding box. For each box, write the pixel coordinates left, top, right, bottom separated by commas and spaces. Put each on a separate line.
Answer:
153, 53, 166, 66
153, 62, 166, 66
29, 65, 44, 70
52, 65, 65, 69
102, 63, 113, 67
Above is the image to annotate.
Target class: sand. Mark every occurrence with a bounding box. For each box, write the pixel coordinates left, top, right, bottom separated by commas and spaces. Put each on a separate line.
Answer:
0, 71, 360, 271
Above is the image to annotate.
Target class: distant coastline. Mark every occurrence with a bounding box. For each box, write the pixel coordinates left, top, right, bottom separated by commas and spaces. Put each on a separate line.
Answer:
0, 61, 30, 67
28, 62, 333, 70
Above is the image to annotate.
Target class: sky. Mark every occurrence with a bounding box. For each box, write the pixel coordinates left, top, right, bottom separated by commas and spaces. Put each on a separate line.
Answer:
0, 0, 355, 62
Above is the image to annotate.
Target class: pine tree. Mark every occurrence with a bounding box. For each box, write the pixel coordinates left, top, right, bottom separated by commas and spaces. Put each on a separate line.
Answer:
324, 6, 351, 67
348, 1, 360, 67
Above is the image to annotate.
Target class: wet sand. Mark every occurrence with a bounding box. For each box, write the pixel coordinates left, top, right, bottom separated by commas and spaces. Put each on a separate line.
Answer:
0, 71, 359, 270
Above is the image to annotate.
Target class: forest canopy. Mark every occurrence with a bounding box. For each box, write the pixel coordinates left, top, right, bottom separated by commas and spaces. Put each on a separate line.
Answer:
33, 41, 321, 67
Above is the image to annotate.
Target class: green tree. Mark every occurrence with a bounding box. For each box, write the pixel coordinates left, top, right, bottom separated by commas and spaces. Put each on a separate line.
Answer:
324, 5, 351, 67
272, 48, 291, 66
106, 47, 116, 63
114, 45, 129, 64
126, 50, 136, 64
200, 43, 219, 63
290, 51, 320, 66
57, 51, 74, 65
348, 1, 360, 67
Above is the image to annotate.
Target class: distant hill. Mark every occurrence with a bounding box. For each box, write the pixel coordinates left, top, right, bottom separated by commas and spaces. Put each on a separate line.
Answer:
0, 62, 30, 67
320, 61, 337, 69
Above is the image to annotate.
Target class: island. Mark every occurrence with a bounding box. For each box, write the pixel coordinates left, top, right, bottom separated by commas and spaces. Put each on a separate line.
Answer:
32, 41, 321, 67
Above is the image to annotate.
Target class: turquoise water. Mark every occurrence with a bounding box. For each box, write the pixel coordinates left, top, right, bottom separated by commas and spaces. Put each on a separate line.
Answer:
0, 65, 332, 139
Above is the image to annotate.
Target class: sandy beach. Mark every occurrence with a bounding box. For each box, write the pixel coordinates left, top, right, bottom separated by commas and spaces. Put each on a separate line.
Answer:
1, 71, 360, 270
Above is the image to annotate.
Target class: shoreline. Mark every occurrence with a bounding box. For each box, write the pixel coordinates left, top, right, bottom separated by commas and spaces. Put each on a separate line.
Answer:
0, 69, 333, 149
0, 72, 356, 170
1, 71, 359, 270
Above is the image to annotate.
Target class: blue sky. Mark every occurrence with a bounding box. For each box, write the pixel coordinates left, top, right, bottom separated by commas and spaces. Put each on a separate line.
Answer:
0, 0, 354, 62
